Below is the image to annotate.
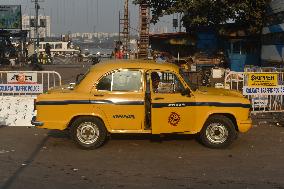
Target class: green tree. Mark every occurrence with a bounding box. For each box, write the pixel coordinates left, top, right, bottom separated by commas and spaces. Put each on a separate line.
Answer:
134, 0, 270, 34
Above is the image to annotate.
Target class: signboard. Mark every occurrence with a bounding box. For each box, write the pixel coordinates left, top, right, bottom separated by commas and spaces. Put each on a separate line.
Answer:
247, 73, 278, 87
7, 72, 37, 84
0, 5, 22, 29
0, 84, 43, 93
243, 86, 284, 95
2, 72, 41, 93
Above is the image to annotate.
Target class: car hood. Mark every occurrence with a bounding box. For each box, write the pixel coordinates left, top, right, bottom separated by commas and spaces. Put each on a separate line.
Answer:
195, 87, 244, 98
46, 84, 74, 94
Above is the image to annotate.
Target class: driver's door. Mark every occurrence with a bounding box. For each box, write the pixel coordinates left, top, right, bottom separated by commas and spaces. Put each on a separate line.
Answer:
149, 71, 196, 134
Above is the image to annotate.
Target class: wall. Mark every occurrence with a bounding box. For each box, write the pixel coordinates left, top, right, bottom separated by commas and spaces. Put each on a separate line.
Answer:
0, 96, 35, 126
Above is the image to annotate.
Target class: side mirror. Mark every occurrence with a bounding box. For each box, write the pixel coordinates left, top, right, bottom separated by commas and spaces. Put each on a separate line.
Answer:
76, 73, 84, 84
181, 88, 191, 97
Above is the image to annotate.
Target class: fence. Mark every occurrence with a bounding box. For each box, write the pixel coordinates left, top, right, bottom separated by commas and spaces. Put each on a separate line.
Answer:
225, 71, 284, 113
0, 71, 62, 126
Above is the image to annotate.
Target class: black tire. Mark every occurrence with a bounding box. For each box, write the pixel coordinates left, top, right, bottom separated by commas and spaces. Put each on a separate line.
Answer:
200, 115, 237, 149
70, 116, 107, 149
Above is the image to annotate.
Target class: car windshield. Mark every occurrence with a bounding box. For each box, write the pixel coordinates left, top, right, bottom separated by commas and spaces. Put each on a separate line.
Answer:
179, 69, 198, 91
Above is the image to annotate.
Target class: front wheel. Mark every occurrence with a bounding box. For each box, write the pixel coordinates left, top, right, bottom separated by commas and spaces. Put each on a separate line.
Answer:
70, 116, 107, 149
199, 115, 237, 149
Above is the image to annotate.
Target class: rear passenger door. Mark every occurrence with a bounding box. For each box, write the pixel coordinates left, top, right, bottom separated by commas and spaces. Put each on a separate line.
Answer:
92, 69, 145, 131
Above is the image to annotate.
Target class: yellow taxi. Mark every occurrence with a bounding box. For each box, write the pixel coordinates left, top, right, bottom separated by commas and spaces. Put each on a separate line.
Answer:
32, 60, 252, 149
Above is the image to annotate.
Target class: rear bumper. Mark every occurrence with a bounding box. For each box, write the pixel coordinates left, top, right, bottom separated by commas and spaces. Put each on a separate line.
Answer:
238, 119, 252, 133
31, 116, 44, 127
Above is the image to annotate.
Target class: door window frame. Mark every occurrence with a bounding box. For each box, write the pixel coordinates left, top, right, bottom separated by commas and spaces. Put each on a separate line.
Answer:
148, 70, 187, 95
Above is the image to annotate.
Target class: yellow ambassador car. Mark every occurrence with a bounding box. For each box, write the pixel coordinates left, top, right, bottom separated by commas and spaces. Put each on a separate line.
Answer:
32, 60, 252, 149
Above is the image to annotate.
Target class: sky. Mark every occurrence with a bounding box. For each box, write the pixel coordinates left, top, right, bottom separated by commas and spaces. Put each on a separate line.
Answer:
1, 0, 176, 34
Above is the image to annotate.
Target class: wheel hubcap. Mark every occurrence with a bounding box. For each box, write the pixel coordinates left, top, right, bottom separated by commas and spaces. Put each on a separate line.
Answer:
206, 123, 228, 144
77, 122, 99, 145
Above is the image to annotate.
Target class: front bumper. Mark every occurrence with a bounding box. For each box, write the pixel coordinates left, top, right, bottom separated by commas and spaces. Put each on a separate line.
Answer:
31, 116, 44, 127
238, 119, 252, 133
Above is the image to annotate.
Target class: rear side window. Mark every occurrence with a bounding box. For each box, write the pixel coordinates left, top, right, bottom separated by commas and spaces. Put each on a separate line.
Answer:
97, 70, 142, 92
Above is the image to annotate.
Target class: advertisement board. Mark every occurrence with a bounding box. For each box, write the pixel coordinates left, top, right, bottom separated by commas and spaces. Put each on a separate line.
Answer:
0, 5, 22, 29
247, 73, 278, 87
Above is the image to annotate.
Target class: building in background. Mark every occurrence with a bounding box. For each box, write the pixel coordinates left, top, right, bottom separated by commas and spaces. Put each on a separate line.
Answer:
22, 15, 51, 39
261, 0, 284, 66
70, 32, 119, 40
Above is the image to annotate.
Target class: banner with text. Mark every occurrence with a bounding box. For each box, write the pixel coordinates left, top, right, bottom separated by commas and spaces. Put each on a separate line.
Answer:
243, 86, 284, 95
0, 84, 43, 93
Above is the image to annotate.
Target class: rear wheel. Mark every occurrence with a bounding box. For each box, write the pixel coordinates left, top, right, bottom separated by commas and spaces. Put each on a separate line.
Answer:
70, 116, 107, 149
200, 115, 237, 149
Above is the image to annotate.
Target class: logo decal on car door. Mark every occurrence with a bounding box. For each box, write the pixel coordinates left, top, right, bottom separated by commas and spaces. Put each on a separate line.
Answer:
168, 112, 181, 126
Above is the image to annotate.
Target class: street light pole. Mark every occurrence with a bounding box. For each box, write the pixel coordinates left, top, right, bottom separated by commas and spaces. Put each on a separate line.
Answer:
33, 0, 40, 63
179, 13, 182, 32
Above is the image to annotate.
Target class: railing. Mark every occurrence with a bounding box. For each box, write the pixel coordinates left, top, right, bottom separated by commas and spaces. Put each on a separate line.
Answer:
0, 71, 62, 96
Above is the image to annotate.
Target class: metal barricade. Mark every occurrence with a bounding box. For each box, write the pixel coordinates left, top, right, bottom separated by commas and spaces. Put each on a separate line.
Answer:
0, 71, 62, 96
225, 71, 284, 113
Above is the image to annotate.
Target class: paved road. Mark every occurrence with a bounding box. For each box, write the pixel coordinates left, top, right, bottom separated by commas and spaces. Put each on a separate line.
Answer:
0, 125, 284, 189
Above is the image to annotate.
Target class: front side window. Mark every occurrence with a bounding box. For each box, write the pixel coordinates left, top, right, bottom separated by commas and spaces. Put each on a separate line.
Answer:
151, 71, 184, 94
97, 70, 142, 92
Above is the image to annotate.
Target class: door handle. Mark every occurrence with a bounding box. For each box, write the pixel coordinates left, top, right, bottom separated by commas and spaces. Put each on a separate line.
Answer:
94, 94, 104, 97
154, 97, 164, 100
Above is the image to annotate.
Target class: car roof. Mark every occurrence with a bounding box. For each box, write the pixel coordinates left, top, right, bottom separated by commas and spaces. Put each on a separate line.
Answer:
91, 59, 180, 72
75, 59, 180, 93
